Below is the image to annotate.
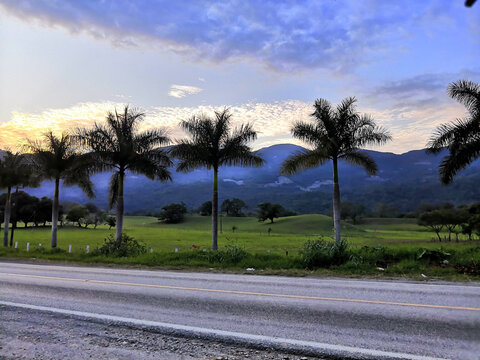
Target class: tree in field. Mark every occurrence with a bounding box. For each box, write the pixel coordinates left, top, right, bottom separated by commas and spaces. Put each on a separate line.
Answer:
14, 192, 40, 227
35, 197, 54, 227
281, 97, 391, 243
340, 202, 365, 224
199, 201, 212, 216
221, 198, 247, 217
0, 152, 39, 247
157, 202, 187, 224
77, 106, 172, 244
28, 132, 94, 248
84, 202, 106, 228
171, 109, 264, 250
257, 202, 285, 223
66, 205, 89, 227
105, 216, 116, 230
418, 210, 445, 241
427, 80, 480, 184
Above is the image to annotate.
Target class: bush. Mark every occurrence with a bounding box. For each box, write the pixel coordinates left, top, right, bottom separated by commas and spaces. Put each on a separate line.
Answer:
301, 238, 349, 269
97, 233, 147, 257
207, 245, 248, 264
157, 202, 187, 224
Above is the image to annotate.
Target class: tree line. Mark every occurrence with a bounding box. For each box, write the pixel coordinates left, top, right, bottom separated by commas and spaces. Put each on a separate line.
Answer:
0, 80, 478, 251
418, 202, 480, 242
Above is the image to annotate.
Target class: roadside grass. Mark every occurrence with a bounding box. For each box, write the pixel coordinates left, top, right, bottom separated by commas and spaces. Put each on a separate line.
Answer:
1, 215, 479, 280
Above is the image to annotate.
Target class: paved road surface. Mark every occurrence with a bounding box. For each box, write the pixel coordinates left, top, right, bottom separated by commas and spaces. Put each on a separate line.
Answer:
0, 261, 479, 359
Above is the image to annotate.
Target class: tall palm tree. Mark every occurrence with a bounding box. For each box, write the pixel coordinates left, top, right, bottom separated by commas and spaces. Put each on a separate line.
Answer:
0, 152, 39, 247
171, 109, 264, 250
28, 132, 94, 248
281, 97, 391, 243
77, 106, 172, 244
427, 80, 480, 184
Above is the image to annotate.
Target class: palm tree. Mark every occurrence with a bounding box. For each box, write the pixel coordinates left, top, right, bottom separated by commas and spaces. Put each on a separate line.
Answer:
27, 132, 94, 248
281, 97, 391, 243
427, 80, 480, 184
77, 106, 172, 244
0, 152, 39, 247
171, 109, 264, 250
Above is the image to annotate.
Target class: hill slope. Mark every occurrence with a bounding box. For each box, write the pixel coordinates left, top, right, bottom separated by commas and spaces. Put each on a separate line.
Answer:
22, 144, 480, 213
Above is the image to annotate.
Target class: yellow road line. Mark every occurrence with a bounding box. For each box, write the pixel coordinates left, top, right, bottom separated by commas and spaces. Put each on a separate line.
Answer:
5, 272, 480, 312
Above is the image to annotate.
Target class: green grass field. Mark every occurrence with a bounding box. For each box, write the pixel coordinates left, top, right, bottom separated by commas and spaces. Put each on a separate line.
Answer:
0, 214, 463, 254
1, 215, 478, 280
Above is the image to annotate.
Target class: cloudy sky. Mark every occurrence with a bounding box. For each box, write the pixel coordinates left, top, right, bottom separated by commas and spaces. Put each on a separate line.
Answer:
0, 0, 479, 153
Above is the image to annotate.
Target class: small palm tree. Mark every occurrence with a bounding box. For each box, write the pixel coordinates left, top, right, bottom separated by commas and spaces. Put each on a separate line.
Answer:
28, 132, 94, 248
0, 152, 39, 247
171, 109, 264, 250
281, 97, 391, 243
77, 106, 172, 244
427, 80, 480, 184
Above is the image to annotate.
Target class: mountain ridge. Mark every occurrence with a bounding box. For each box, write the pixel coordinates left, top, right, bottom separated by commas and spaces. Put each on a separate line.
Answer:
9, 144, 480, 214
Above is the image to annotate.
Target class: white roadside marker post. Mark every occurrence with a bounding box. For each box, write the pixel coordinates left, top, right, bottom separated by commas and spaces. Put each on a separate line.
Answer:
86, 245, 90, 254
14, 242, 18, 249
175, 248, 178, 253
38, 243, 42, 249
68, 245, 72, 253
150, 248, 153, 253
26, 242, 30, 252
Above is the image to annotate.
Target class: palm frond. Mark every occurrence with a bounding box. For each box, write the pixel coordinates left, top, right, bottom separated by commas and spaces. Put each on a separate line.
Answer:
127, 151, 173, 182
438, 138, 480, 184
291, 121, 327, 148
353, 122, 392, 148
447, 80, 480, 115
340, 151, 378, 176
427, 117, 480, 153
221, 147, 264, 167
280, 149, 330, 175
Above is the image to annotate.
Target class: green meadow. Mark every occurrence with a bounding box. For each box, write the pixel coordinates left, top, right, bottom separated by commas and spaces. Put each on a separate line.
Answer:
0, 214, 468, 254
1, 215, 479, 281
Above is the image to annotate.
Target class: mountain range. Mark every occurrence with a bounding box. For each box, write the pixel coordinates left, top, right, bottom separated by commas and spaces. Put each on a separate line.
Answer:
18, 144, 480, 214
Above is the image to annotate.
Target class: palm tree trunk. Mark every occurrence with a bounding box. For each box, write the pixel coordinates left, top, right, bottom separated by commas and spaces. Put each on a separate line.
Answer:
51, 177, 60, 248
211, 167, 218, 251
10, 186, 19, 247
116, 170, 125, 245
3, 186, 12, 247
332, 158, 341, 243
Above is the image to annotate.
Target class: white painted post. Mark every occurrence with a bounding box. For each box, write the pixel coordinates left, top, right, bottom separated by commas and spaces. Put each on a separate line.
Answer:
174, 248, 178, 253
86, 245, 90, 254
149, 247, 153, 253
38, 243, 42, 248
14, 242, 18, 249
68, 245, 72, 253
26, 242, 30, 251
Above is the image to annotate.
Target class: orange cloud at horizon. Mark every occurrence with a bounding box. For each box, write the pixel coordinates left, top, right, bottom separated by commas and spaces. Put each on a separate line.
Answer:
0, 100, 466, 154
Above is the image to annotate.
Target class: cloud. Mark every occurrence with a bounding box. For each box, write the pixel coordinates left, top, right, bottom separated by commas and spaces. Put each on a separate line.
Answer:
264, 176, 293, 187
0, 94, 468, 154
223, 179, 244, 185
0, 0, 467, 72
373, 71, 480, 101
299, 180, 333, 192
168, 85, 203, 98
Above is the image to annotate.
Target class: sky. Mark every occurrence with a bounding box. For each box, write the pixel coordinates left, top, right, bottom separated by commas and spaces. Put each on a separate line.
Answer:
0, 0, 479, 153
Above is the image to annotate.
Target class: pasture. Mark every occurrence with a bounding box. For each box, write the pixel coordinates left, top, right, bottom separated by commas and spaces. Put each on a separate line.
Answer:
1, 214, 476, 254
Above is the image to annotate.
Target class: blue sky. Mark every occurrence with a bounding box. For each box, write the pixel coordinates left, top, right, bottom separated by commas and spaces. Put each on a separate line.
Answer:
0, 0, 479, 152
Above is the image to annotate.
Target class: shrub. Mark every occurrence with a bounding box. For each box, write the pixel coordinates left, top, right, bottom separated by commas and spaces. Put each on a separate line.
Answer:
207, 245, 248, 264
157, 202, 187, 224
97, 233, 147, 257
301, 238, 349, 269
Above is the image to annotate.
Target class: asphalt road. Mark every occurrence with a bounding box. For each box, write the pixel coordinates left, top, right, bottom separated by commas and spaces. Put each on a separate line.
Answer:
0, 262, 479, 360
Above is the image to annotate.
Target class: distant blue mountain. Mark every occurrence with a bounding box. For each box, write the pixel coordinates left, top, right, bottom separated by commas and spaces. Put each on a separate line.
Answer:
23, 144, 480, 214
